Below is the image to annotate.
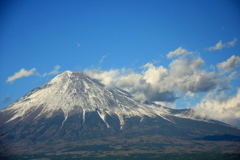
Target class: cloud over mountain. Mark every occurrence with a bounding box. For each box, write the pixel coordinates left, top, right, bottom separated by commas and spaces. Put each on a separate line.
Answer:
84, 52, 240, 125
85, 53, 231, 103
194, 88, 240, 126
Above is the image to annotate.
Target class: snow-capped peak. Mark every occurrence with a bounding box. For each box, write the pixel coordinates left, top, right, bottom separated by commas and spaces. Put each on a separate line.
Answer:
3, 71, 169, 129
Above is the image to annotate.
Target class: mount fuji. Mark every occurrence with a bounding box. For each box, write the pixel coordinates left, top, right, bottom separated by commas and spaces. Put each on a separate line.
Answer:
1, 71, 240, 159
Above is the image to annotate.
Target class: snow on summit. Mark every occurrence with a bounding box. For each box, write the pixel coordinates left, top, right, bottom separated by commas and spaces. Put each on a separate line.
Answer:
2, 71, 170, 128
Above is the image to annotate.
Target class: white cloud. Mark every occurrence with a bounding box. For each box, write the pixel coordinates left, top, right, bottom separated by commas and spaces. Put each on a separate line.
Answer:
167, 57, 229, 94
7, 65, 61, 83
217, 55, 240, 73
167, 47, 193, 58
228, 37, 237, 47
206, 38, 238, 51
84, 55, 229, 103
84, 67, 178, 102
207, 40, 225, 51
194, 88, 240, 126
7, 68, 36, 83
169, 57, 204, 78
142, 63, 168, 85
84, 68, 119, 88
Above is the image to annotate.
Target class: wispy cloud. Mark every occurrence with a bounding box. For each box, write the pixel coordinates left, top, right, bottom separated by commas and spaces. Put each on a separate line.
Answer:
7, 68, 36, 83
217, 55, 240, 73
77, 43, 81, 47
1, 97, 11, 104
49, 65, 61, 75
207, 40, 225, 51
228, 37, 238, 47
167, 47, 193, 58
42, 65, 61, 76
206, 38, 237, 51
7, 65, 61, 83
99, 55, 107, 64
131, 59, 139, 66
217, 85, 232, 92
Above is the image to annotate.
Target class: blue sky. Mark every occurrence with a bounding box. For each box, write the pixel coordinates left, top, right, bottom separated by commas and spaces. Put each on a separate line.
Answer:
1, 0, 240, 125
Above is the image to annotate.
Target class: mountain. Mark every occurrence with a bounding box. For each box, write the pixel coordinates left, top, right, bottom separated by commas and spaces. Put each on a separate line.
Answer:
0, 71, 240, 159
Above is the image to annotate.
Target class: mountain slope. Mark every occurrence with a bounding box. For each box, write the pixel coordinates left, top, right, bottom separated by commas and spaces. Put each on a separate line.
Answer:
0, 71, 240, 157
1, 71, 171, 129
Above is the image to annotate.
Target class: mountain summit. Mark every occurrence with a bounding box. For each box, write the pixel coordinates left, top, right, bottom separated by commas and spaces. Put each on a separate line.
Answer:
1, 71, 240, 157
2, 71, 171, 130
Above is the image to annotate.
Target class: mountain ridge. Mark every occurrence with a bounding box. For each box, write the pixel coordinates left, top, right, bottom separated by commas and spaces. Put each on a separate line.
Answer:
1, 71, 195, 130
0, 71, 240, 157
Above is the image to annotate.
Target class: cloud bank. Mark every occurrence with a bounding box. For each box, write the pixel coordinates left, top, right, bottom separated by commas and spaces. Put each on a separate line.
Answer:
84, 48, 240, 126
194, 88, 240, 126
85, 54, 231, 104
